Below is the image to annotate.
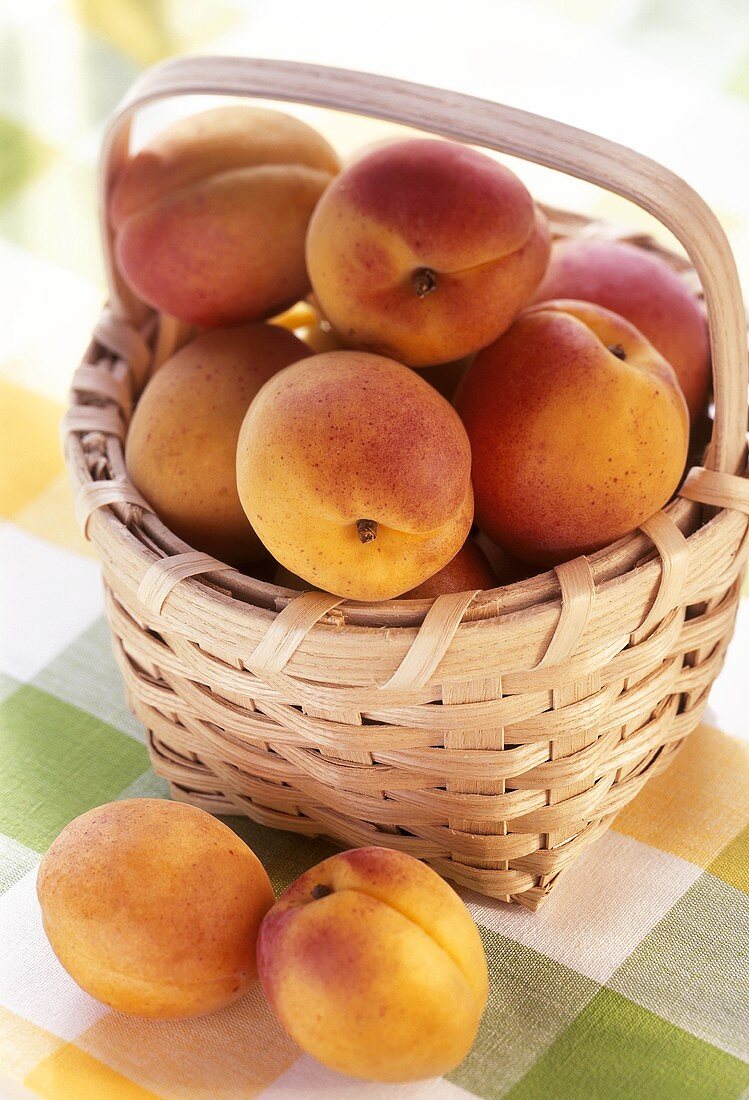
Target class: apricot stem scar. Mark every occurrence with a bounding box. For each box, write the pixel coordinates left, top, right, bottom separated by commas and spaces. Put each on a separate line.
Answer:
608, 343, 627, 360
412, 268, 437, 299
311, 883, 333, 899
356, 519, 378, 543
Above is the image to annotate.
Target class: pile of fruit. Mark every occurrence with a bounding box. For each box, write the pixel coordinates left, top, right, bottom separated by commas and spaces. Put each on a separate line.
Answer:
117, 106, 708, 599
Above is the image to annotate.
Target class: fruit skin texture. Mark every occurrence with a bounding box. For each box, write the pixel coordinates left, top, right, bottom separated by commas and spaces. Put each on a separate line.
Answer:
275, 537, 496, 598
236, 350, 474, 600
306, 138, 550, 367
404, 537, 496, 597
532, 238, 710, 420
126, 323, 310, 564
454, 300, 689, 566
36, 799, 275, 1019
110, 106, 340, 327
257, 846, 488, 1082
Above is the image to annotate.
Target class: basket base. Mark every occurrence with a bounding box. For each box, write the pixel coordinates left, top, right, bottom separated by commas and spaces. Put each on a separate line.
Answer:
105, 532, 741, 911
145, 726, 693, 911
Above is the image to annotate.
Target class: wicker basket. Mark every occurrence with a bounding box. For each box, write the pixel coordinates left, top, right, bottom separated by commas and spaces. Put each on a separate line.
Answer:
64, 57, 749, 910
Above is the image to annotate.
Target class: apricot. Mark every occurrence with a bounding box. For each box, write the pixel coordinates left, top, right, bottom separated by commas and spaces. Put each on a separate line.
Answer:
306, 138, 550, 366
126, 323, 310, 564
110, 107, 340, 326
533, 238, 710, 419
257, 847, 488, 1082
37, 800, 274, 1018
274, 538, 496, 599
404, 537, 496, 597
236, 350, 474, 600
455, 300, 689, 566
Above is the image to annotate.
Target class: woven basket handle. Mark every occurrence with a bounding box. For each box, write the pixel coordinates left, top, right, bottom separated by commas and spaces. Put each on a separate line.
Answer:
100, 56, 747, 476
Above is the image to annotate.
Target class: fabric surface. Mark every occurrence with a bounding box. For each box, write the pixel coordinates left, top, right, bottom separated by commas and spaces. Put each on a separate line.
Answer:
1, 1, 748, 1097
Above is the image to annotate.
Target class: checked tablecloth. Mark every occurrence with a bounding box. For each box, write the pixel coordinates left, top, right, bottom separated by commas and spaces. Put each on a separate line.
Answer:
1, 2, 748, 1098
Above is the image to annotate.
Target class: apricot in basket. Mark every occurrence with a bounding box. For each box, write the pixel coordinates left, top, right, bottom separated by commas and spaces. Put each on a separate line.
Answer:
454, 299, 689, 566
236, 350, 474, 600
533, 236, 710, 420
126, 322, 310, 564
306, 137, 550, 367
110, 106, 340, 326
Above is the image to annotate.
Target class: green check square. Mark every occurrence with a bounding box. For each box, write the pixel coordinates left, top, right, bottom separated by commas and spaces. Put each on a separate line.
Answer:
506, 988, 749, 1100
709, 827, 749, 894
0, 115, 53, 206
117, 770, 170, 801
609, 875, 749, 1060
0, 685, 148, 852
449, 930, 599, 1098
221, 814, 338, 896
34, 617, 145, 743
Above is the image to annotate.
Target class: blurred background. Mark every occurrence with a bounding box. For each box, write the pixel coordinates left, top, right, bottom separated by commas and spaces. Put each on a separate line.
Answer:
1, 0, 748, 730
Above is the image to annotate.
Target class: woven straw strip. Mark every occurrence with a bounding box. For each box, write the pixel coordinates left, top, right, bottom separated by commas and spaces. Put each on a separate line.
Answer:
71, 363, 132, 412
680, 465, 749, 513
137, 551, 232, 616
140, 686, 681, 831
93, 307, 151, 377
75, 479, 153, 538
539, 557, 596, 667
382, 591, 478, 692
62, 405, 125, 439
633, 511, 689, 641
250, 591, 343, 674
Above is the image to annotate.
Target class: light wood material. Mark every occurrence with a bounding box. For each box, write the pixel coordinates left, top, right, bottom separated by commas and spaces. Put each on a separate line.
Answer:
65, 59, 749, 908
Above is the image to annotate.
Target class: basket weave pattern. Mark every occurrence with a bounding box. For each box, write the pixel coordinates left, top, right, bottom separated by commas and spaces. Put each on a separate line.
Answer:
65, 59, 749, 908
